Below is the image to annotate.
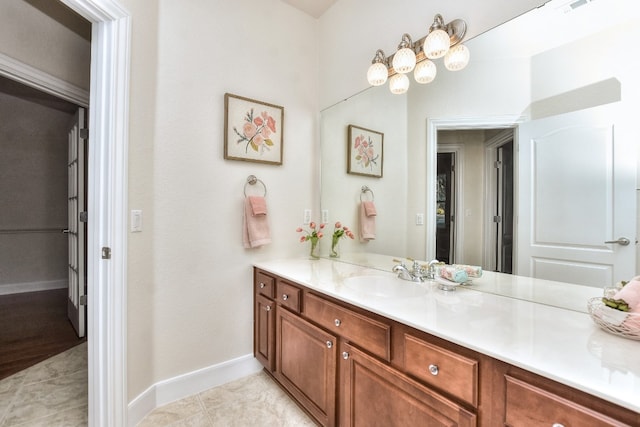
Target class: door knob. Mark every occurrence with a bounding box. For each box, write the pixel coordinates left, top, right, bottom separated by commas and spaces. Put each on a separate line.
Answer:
604, 237, 631, 246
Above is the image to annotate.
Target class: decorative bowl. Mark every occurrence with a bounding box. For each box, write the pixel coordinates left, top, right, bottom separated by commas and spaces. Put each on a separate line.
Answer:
587, 297, 640, 341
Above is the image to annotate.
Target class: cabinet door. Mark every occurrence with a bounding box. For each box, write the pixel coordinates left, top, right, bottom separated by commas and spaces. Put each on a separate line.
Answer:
276, 307, 337, 426
254, 294, 275, 371
340, 342, 476, 427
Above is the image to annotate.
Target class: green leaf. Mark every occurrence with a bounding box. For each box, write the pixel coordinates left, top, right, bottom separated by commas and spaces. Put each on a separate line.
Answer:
264, 139, 274, 146
356, 155, 361, 161
251, 141, 259, 152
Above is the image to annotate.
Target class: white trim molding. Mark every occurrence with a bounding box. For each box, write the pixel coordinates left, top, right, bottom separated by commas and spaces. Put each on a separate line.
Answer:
0, 280, 67, 296
127, 355, 263, 426
0, 52, 90, 107
58, 1, 131, 426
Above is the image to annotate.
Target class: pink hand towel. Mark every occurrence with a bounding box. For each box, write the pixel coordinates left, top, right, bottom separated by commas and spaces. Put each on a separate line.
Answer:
362, 201, 377, 217
242, 197, 271, 248
248, 196, 267, 216
359, 201, 376, 242
614, 280, 640, 312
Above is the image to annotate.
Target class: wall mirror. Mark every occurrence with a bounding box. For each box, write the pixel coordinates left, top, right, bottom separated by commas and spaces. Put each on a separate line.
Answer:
320, 0, 639, 310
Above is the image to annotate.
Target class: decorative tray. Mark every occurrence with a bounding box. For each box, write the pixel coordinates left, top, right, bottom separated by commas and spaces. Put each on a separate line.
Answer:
587, 297, 640, 340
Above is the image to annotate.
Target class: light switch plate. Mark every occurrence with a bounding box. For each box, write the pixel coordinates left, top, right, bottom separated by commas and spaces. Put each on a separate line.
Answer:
131, 209, 143, 232
303, 209, 311, 225
321, 209, 329, 224
416, 213, 424, 226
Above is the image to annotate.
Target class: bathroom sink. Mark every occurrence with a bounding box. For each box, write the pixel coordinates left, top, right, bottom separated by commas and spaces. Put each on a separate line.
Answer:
343, 275, 427, 298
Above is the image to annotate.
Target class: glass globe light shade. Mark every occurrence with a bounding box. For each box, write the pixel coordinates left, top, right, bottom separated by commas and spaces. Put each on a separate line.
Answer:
423, 28, 450, 59
414, 60, 437, 84
392, 47, 416, 74
367, 62, 388, 86
389, 73, 409, 94
444, 44, 470, 71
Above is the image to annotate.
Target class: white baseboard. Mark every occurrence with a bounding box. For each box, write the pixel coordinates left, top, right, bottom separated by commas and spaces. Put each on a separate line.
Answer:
0, 280, 67, 295
127, 353, 262, 426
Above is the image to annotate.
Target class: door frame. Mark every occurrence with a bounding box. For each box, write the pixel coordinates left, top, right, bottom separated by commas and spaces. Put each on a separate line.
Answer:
0, 1, 131, 425
427, 116, 524, 262
436, 145, 464, 264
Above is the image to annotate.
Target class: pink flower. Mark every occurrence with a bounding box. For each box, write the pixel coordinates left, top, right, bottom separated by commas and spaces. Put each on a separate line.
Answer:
266, 115, 276, 133
260, 126, 271, 139
296, 227, 303, 232
317, 232, 323, 238
319, 223, 325, 229
253, 134, 264, 145
335, 221, 342, 228
299, 236, 307, 243
243, 122, 257, 138
354, 136, 361, 148
254, 117, 264, 126
309, 222, 316, 229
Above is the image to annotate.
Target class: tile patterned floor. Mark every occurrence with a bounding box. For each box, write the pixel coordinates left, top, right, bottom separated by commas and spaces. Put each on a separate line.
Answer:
0, 343, 314, 427
138, 371, 316, 426
0, 342, 87, 426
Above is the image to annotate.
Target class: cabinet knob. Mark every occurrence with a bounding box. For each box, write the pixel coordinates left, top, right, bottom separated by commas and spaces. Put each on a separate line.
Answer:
259, 282, 265, 288
282, 294, 289, 301
428, 364, 439, 376
552, 424, 565, 427
265, 305, 271, 312
334, 319, 341, 327
326, 341, 333, 349
342, 351, 350, 360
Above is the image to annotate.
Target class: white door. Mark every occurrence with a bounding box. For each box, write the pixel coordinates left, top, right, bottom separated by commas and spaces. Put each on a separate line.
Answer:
517, 103, 636, 287
67, 107, 87, 337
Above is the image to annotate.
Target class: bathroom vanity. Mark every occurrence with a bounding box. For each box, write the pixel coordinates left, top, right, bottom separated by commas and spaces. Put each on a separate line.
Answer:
253, 258, 640, 426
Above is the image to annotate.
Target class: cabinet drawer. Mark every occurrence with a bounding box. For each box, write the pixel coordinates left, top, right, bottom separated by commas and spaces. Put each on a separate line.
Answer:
255, 271, 275, 298
304, 293, 391, 361
505, 375, 629, 427
404, 334, 478, 407
276, 280, 301, 313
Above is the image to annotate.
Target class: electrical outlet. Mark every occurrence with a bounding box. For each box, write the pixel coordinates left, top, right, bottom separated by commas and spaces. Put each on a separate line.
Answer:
416, 213, 424, 226
303, 209, 311, 225
131, 210, 143, 232
321, 209, 329, 224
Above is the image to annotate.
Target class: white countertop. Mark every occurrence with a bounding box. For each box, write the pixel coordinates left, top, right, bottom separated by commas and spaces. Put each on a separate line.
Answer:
254, 257, 640, 414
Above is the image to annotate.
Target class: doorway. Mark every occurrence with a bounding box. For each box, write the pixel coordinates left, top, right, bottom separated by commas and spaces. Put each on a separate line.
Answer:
435, 126, 516, 270
0, 0, 132, 424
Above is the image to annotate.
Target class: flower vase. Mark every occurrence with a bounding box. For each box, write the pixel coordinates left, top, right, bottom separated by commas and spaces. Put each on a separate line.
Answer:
309, 237, 320, 260
330, 236, 340, 258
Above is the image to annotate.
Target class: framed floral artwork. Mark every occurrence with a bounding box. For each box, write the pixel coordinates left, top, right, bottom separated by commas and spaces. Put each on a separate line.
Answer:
347, 124, 383, 178
224, 93, 284, 165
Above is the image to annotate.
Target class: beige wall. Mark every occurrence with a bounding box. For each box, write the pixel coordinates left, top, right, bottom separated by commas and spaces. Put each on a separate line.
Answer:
122, 0, 319, 399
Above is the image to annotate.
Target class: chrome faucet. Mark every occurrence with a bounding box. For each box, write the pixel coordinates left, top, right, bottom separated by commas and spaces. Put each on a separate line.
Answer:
392, 258, 425, 282
426, 259, 442, 279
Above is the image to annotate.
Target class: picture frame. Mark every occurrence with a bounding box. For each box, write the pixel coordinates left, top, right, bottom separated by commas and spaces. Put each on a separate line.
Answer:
347, 124, 383, 178
224, 93, 284, 165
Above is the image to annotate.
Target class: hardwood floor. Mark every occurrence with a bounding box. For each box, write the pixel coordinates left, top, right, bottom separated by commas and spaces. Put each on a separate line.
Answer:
0, 288, 85, 380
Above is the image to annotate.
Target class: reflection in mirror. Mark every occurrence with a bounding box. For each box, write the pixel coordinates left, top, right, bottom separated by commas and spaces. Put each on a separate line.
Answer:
320, 0, 639, 310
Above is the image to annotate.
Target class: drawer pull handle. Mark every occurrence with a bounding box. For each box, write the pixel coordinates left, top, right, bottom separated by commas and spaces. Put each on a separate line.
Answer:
259, 282, 265, 289
552, 424, 565, 427
326, 341, 333, 349
282, 294, 289, 301
428, 364, 439, 376
265, 305, 271, 312
342, 351, 350, 360
334, 319, 341, 327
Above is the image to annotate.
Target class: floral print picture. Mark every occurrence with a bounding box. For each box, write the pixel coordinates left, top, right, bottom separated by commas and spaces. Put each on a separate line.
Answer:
224, 93, 284, 165
347, 124, 383, 178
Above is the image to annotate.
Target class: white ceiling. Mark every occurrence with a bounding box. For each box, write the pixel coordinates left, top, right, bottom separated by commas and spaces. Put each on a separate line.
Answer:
281, 0, 338, 18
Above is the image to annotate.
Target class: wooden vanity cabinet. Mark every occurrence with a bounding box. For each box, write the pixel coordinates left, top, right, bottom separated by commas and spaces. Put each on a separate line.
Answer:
253, 268, 639, 427
254, 271, 276, 371
340, 341, 476, 427
275, 305, 337, 426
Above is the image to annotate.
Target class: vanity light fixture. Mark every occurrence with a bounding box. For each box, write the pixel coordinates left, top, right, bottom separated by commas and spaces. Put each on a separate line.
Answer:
366, 14, 469, 94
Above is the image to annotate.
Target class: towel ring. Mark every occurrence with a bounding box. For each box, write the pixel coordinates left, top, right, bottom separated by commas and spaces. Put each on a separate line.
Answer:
244, 175, 267, 197
360, 185, 374, 202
